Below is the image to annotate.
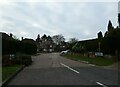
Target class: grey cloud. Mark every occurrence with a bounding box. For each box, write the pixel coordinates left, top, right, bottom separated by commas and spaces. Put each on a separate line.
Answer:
0, 2, 118, 41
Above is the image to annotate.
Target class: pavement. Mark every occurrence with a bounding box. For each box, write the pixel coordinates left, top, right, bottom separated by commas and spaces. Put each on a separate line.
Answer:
102, 62, 119, 71
7, 53, 119, 86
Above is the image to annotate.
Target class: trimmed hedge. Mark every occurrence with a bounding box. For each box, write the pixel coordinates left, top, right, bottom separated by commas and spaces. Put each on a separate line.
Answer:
2, 55, 32, 66
2, 33, 37, 55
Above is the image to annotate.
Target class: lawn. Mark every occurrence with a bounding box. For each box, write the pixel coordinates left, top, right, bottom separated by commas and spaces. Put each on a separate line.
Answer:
2, 65, 23, 81
61, 54, 117, 66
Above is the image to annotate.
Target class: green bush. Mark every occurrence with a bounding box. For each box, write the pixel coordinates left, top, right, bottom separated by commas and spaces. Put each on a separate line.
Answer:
21, 55, 32, 66
2, 33, 37, 55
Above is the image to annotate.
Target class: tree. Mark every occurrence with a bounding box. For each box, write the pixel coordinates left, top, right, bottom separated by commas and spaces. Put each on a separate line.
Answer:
98, 31, 103, 39
37, 34, 40, 39
47, 35, 52, 41
104, 31, 108, 37
69, 38, 78, 43
36, 34, 41, 42
41, 34, 47, 40
118, 13, 120, 27
52, 34, 65, 45
108, 20, 114, 31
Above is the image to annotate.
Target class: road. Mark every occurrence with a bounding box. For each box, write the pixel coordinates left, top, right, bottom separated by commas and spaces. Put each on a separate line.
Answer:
7, 53, 118, 86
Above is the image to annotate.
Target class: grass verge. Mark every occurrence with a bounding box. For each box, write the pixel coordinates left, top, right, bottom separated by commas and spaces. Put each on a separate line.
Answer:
61, 54, 117, 66
2, 65, 23, 81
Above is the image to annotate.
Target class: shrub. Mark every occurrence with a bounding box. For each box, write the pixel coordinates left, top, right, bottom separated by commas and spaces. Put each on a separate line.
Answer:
21, 55, 32, 66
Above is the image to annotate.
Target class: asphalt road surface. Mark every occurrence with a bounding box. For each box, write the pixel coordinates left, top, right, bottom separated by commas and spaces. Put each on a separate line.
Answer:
7, 53, 119, 86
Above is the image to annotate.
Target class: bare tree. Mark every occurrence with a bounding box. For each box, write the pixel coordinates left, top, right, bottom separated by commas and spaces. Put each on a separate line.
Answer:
52, 34, 65, 45
69, 38, 78, 43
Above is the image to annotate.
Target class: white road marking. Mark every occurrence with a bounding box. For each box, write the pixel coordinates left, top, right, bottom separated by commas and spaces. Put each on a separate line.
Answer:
96, 82, 108, 87
60, 63, 79, 74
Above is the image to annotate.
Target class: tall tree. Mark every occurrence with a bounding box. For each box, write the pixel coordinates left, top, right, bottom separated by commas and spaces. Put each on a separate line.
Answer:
104, 31, 108, 37
108, 20, 114, 31
36, 34, 40, 41
41, 34, 47, 40
118, 13, 120, 27
69, 38, 78, 43
37, 34, 40, 39
47, 35, 52, 41
98, 31, 103, 39
52, 34, 65, 45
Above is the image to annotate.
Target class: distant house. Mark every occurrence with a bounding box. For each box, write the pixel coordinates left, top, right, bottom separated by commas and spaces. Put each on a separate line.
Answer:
1, 32, 13, 40
22, 38, 36, 44
59, 41, 69, 51
2, 32, 16, 55
36, 34, 55, 52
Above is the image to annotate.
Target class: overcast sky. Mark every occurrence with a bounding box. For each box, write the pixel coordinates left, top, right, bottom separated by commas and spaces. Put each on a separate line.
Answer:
0, 0, 119, 41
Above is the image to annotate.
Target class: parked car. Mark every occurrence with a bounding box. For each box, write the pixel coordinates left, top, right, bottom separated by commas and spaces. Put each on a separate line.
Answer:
95, 52, 103, 57
60, 50, 70, 54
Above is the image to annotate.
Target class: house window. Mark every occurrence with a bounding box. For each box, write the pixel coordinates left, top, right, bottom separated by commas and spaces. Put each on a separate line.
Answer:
50, 45, 52, 47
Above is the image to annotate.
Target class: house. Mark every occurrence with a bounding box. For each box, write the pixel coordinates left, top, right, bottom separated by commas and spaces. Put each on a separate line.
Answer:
36, 34, 55, 52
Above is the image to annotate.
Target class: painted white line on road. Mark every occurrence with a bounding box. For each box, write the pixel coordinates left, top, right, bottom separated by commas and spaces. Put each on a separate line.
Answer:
60, 63, 79, 74
96, 82, 107, 87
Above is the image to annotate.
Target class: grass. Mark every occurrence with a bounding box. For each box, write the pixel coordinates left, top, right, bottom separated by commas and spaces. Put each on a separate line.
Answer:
2, 65, 23, 81
61, 54, 117, 66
